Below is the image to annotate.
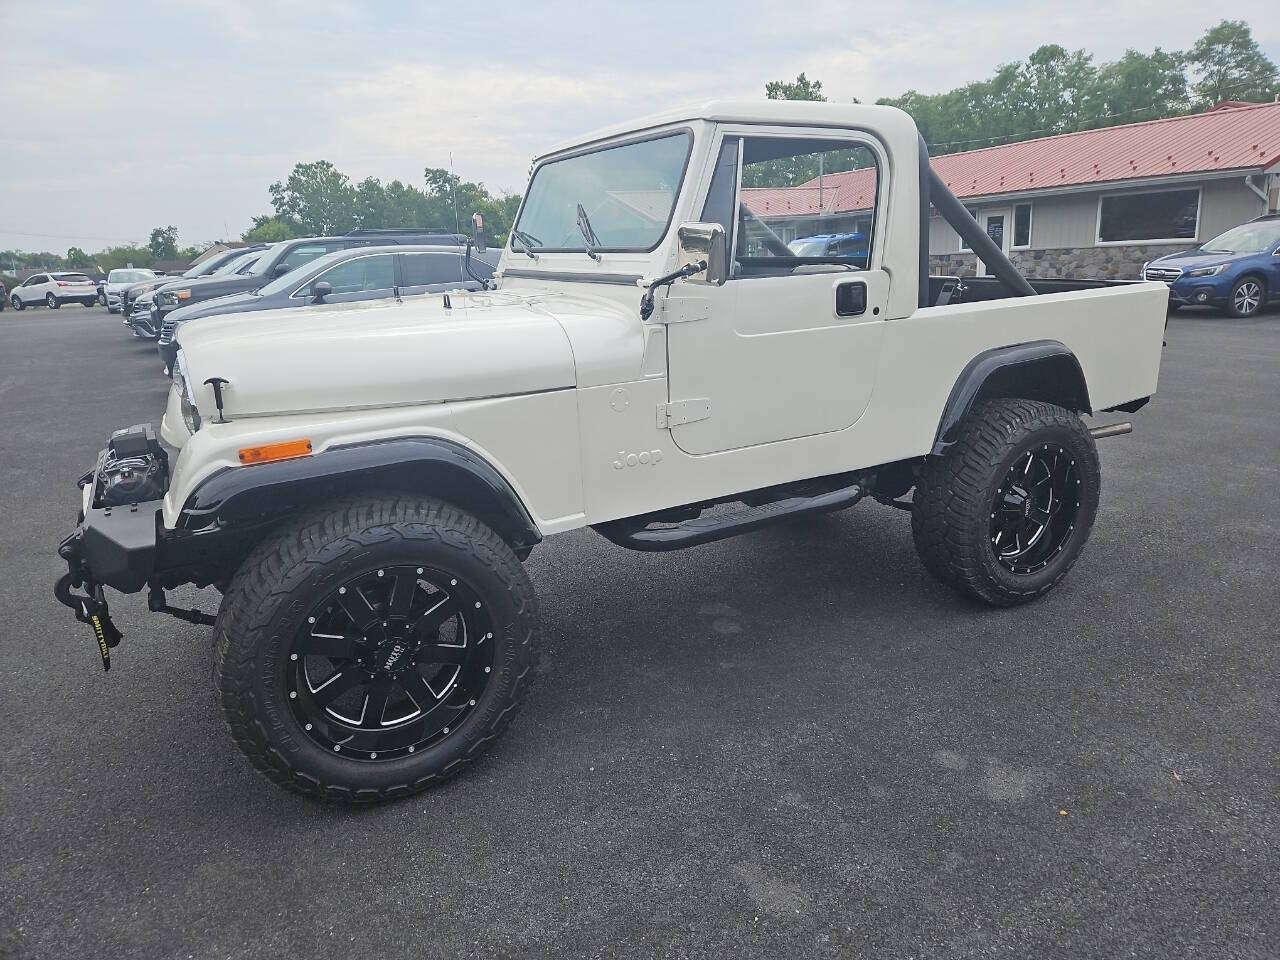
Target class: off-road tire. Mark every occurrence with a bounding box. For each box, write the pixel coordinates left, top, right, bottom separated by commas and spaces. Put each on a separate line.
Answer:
45, 293, 59, 309
911, 398, 1100, 606
213, 495, 539, 803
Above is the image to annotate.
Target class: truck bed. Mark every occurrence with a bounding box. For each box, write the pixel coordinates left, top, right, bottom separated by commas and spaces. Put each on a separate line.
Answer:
929, 274, 1144, 307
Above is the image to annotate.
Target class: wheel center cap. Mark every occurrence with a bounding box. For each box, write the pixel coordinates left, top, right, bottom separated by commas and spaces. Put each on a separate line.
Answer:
379, 640, 410, 672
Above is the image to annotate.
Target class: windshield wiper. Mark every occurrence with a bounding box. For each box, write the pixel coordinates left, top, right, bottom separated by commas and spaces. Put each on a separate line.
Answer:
511, 228, 541, 260
575, 204, 602, 261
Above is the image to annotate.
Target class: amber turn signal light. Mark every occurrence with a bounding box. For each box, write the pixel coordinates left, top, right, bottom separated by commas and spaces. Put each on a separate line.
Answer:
237, 438, 313, 465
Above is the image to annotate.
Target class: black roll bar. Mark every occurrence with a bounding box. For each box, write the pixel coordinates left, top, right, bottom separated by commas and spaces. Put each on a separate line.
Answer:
918, 139, 1036, 304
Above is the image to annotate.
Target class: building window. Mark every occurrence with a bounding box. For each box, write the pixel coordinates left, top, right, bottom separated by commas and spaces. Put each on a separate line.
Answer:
1097, 188, 1200, 244
1013, 203, 1032, 248
959, 207, 979, 251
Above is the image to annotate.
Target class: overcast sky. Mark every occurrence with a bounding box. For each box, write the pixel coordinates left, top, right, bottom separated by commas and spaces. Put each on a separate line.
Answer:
2, 0, 1277, 253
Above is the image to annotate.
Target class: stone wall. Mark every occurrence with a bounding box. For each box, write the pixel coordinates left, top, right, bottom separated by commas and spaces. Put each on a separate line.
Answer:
929, 242, 1196, 280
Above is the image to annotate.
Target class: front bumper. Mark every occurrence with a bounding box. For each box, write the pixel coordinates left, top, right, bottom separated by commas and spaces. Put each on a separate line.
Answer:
157, 337, 179, 377
54, 425, 239, 666
57, 426, 171, 595
126, 305, 159, 338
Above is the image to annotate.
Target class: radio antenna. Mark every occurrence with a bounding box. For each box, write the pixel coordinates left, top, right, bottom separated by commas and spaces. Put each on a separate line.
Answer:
448, 152, 461, 233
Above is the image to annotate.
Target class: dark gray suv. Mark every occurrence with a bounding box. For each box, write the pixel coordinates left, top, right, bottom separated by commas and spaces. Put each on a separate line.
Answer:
149, 229, 468, 332
157, 242, 497, 374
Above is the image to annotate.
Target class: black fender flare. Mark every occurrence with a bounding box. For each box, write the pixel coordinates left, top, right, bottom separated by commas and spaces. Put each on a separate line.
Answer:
932, 340, 1091, 454
178, 436, 542, 553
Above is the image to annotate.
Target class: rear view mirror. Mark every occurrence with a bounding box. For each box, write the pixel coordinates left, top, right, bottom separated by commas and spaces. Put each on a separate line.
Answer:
676, 222, 728, 286
311, 281, 333, 303
471, 212, 486, 254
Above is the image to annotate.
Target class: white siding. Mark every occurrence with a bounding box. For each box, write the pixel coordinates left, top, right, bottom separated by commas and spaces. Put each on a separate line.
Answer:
1198, 178, 1266, 239
927, 175, 1266, 254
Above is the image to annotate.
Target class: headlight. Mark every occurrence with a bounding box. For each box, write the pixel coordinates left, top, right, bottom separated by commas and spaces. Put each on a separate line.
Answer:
1186, 264, 1228, 278
175, 289, 191, 301
174, 350, 202, 433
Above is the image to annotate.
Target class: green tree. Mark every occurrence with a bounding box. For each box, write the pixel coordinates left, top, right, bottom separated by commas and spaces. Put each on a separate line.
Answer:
242, 214, 302, 243
423, 168, 520, 244
746, 74, 869, 187
94, 245, 154, 271
1089, 48, 1189, 126
148, 225, 179, 260
765, 72, 826, 102
65, 246, 91, 268
1185, 20, 1279, 106
268, 160, 357, 235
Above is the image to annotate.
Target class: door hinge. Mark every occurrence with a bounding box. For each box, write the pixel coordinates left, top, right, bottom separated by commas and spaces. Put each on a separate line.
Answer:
657, 398, 711, 428
657, 297, 709, 324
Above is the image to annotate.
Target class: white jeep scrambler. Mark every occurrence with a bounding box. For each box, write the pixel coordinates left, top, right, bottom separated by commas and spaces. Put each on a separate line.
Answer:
56, 101, 1167, 803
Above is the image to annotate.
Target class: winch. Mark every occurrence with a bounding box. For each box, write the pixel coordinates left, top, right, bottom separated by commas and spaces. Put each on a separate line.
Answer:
94, 423, 168, 508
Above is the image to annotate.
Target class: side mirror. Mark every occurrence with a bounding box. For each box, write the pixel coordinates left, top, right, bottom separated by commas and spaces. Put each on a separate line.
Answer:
274, 263, 293, 277
471, 212, 487, 254
676, 222, 728, 286
310, 280, 332, 303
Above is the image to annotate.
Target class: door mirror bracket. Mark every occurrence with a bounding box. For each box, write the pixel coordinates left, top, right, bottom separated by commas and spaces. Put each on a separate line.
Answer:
676, 222, 728, 286
310, 280, 333, 303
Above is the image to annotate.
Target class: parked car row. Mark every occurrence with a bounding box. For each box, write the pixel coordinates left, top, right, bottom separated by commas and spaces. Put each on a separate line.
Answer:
104, 228, 497, 376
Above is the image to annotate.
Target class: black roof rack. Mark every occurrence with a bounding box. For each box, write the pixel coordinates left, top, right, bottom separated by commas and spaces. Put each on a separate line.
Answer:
346, 227, 467, 237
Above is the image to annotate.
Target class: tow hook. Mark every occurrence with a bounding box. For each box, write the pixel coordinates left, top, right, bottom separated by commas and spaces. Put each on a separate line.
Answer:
54, 573, 122, 672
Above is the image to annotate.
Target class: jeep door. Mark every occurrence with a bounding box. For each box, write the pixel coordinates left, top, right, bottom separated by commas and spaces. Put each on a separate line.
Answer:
664, 131, 890, 456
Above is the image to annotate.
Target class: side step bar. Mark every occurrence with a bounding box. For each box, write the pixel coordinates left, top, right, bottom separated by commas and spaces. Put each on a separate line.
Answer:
594, 481, 866, 553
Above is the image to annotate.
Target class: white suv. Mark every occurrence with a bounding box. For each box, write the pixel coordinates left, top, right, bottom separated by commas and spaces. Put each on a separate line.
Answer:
9, 272, 99, 310
104, 268, 158, 313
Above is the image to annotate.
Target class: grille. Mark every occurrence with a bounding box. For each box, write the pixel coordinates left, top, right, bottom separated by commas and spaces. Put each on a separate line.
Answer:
1144, 267, 1182, 283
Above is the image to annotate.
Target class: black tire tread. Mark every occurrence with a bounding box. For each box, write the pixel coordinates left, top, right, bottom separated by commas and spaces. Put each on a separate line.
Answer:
911, 398, 1099, 606
213, 494, 538, 804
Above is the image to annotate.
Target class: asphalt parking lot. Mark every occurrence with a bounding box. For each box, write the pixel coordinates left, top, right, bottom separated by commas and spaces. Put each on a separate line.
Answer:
1, 303, 1277, 959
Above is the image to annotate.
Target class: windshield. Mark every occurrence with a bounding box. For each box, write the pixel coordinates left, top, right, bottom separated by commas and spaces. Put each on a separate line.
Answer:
213, 251, 261, 275
788, 239, 831, 256
254, 250, 346, 296
108, 269, 153, 284
514, 132, 691, 253
1201, 221, 1280, 254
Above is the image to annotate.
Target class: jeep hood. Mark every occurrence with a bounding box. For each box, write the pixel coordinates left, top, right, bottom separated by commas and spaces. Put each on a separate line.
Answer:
177, 291, 580, 419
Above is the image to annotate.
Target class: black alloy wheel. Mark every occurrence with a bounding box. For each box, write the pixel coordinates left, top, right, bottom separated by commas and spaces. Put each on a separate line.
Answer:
989, 444, 1081, 575
287, 564, 494, 761
214, 495, 539, 802
911, 398, 1100, 606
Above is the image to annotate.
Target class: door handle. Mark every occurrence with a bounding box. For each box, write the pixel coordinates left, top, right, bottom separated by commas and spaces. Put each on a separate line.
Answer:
835, 281, 867, 317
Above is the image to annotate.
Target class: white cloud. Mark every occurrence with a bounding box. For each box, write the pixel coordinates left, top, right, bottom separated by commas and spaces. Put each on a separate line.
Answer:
0, 0, 1276, 252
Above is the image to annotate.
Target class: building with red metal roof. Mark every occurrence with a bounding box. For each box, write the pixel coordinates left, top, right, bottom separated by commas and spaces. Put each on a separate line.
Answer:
743, 101, 1280, 279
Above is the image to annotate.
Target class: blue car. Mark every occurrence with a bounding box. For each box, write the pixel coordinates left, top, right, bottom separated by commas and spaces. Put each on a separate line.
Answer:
1143, 214, 1280, 318
788, 232, 868, 262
